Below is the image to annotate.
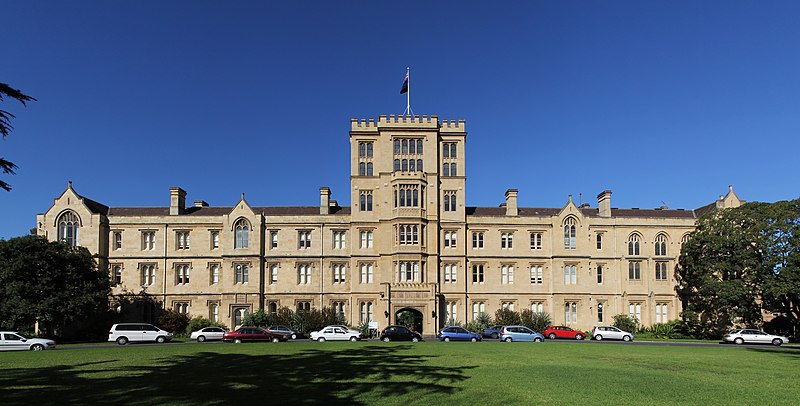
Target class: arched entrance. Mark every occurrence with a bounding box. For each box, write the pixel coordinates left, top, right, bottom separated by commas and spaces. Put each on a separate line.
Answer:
395, 307, 424, 334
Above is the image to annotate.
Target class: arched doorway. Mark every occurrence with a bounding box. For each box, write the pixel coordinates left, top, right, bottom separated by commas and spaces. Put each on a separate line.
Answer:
395, 308, 424, 334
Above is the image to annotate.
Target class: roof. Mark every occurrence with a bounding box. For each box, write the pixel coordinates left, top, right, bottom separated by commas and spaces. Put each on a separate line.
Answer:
105, 206, 351, 217
466, 206, 697, 219
693, 202, 717, 218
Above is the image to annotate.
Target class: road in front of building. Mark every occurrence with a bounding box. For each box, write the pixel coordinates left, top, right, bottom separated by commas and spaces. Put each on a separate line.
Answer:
54, 337, 799, 351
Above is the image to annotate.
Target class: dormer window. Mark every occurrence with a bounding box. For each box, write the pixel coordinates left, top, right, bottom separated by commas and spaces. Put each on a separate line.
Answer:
57, 211, 80, 247
234, 218, 250, 249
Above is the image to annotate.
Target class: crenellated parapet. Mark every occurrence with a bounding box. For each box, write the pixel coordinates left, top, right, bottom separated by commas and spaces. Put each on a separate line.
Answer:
350, 114, 465, 132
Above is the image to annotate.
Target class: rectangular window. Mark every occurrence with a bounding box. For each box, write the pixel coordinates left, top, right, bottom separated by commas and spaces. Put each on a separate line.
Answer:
270, 231, 278, 249
596, 233, 603, 250
141, 264, 156, 286
176, 231, 190, 250
234, 264, 249, 284
443, 263, 457, 283
112, 264, 122, 284
530, 232, 542, 250
297, 301, 311, 313
597, 303, 605, 322
629, 303, 642, 322
269, 264, 278, 284
530, 265, 543, 284
396, 261, 421, 282
211, 231, 219, 250
655, 303, 668, 323
501, 302, 515, 311
297, 264, 311, 285
360, 230, 374, 248
298, 231, 312, 249
597, 265, 604, 284
210, 302, 219, 322
472, 302, 486, 321
472, 232, 484, 249
210, 264, 220, 285
360, 191, 373, 211
565, 302, 578, 323
501, 232, 513, 249
655, 262, 668, 280
501, 265, 514, 284
564, 265, 577, 284
531, 302, 544, 313
629, 261, 641, 280
360, 302, 374, 323
472, 264, 485, 284
333, 231, 346, 249
332, 264, 346, 284
141, 231, 156, 251
359, 263, 374, 284
446, 301, 458, 322
443, 231, 457, 248
113, 232, 122, 250
176, 264, 190, 285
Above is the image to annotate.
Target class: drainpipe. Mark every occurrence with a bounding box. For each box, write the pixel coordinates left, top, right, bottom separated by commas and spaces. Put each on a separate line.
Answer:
163, 224, 168, 308
320, 223, 325, 309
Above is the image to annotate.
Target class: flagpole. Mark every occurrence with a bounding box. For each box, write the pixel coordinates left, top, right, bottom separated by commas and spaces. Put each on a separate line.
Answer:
406, 66, 411, 116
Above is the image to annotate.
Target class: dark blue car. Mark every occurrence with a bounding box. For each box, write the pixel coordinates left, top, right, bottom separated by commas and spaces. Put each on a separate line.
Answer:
437, 326, 482, 342
481, 325, 504, 339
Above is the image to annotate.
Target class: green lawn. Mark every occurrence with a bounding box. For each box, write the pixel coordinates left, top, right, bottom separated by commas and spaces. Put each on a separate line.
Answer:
1, 341, 798, 405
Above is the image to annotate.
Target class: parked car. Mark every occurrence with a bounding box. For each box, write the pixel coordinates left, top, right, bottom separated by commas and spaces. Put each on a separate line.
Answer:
543, 326, 585, 340
223, 327, 288, 343
723, 329, 789, 346
310, 326, 361, 342
481, 325, 504, 339
267, 325, 302, 340
0, 331, 57, 351
190, 326, 227, 342
437, 326, 481, 342
380, 325, 423, 342
330, 325, 363, 338
592, 326, 634, 342
108, 323, 173, 345
501, 326, 544, 342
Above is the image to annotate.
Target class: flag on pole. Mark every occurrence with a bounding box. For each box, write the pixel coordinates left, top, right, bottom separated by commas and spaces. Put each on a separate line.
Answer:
400, 70, 409, 94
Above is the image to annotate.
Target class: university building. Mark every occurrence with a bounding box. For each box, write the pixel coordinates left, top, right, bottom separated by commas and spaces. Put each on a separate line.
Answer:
36, 114, 743, 333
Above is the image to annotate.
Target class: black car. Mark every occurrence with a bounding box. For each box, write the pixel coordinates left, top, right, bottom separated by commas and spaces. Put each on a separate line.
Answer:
380, 325, 423, 342
267, 325, 302, 340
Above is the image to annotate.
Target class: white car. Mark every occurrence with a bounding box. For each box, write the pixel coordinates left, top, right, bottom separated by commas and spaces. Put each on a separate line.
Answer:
310, 326, 361, 342
592, 326, 634, 341
108, 323, 173, 345
190, 327, 227, 342
723, 329, 789, 346
0, 331, 57, 351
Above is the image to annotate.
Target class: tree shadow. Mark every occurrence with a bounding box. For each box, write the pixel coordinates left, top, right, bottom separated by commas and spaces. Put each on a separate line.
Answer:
746, 346, 800, 360
0, 345, 474, 404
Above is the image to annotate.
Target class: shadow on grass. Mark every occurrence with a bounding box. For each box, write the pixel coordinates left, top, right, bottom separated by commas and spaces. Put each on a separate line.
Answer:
0, 345, 473, 404
746, 347, 800, 359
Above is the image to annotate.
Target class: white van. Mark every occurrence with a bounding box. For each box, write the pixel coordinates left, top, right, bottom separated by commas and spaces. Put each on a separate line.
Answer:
108, 323, 173, 345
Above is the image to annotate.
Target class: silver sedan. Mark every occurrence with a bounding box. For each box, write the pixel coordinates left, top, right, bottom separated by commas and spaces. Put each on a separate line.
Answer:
723, 329, 789, 346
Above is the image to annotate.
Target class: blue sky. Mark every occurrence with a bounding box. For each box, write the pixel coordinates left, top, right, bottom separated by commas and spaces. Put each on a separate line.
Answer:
2, 1, 799, 238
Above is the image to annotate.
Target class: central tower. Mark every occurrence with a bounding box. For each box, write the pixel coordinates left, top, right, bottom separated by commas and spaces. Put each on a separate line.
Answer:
349, 114, 466, 333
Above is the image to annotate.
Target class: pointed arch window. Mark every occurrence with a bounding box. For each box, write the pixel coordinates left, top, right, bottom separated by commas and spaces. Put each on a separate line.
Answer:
627, 233, 641, 256
563, 217, 576, 249
655, 234, 667, 256
234, 218, 250, 249
58, 211, 80, 247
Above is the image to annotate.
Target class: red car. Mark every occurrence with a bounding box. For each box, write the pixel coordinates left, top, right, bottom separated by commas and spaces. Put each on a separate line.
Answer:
223, 327, 288, 343
543, 326, 586, 340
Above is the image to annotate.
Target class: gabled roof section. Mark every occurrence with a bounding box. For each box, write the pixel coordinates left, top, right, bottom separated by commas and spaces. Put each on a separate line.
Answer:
105, 206, 352, 217
467, 206, 697, 219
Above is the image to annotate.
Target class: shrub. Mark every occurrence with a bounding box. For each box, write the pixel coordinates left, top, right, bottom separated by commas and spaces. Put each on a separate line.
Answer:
185, 316, 228, 335
444, 317, 462, 328
158, 310, 189, 335
475, 312, 492, 329
272, 307, 295, 327
523, 311, 552, 333
397, 310, 417, 329
612, 314, 638, 333
290, 307, 346, 336
241, 309, 271, 328
494, 308, 522, 326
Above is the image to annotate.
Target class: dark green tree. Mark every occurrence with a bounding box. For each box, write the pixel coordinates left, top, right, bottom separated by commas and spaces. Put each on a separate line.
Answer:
676, 202, 771, 337
0, 82, 36, 192
493, 308, 522, 326
758, 199, 800, 337
0, 236, 111, 336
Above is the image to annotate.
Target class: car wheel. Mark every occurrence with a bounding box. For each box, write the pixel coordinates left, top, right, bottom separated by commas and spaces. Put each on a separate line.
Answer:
772, 338, 782, 346
412, 337, 420, 343
156, 336, 166, 344
594, 335, 603, 341
575, 334, 584, 340
504, 337, 512, 342
197, 335, 206, 342
272, 337, 280, 343
234, 338, 242, 344
491, 333, 498, 339
734, 338, 743, 345
548, 333, 556, 340
31, 344, 45, 351
350, 336, 358, 342
534, 337, 543, 342
291, 333, 297, 340
383, 337, 390, 342
622, 335, 632, 342
116, 336, 129, 345
471, 337, 477, 342
444, 337, 450, 342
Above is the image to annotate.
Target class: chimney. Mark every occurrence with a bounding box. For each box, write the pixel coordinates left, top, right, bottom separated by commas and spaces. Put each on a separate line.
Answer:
597, 190, 612, 217
194, 200, 209, 207
170, 187, 186, 215
505, 189, 518, 216
320, 187, 331, 215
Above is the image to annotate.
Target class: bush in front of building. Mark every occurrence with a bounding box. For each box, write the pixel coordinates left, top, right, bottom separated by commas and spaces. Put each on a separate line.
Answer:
463, 312, 493, 333
290, 307, 347, 336
241, 309, 271, 328
521, 310, 552, 333
611, 314, 638, 333
158, 310, 190, 335
185, 316, 228, 335
494, 308, 522, 326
